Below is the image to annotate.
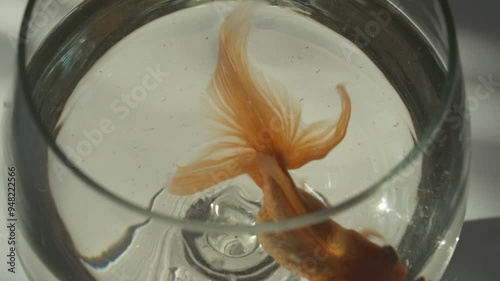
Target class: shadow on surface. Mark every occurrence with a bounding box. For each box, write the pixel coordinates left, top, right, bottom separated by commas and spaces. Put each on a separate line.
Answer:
442, 218, 500, 281
451, 0, 500, 43
471, 139, 500, 180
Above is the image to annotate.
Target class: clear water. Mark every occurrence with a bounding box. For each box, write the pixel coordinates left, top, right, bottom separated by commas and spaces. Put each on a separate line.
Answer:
23, 0, 460, 280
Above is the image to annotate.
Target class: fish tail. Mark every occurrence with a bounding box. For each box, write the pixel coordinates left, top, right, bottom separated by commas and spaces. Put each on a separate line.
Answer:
168, 2, 351, 198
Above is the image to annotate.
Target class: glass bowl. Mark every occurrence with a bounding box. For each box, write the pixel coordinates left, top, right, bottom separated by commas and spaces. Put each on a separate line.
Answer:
8, 0, 470, 280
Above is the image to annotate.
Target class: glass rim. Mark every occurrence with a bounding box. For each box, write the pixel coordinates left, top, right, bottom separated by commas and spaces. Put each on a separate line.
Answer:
17, 0, 460, 234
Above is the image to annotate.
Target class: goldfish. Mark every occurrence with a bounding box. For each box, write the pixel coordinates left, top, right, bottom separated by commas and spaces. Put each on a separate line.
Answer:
168, 2, 421, 281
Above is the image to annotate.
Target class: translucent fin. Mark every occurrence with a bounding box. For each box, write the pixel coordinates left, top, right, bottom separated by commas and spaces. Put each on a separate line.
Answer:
360, 229, 386, 242
205, 1, 303, 160
168, 2, 274, 195
287, 85, 351, 169
169, 146, 256, 195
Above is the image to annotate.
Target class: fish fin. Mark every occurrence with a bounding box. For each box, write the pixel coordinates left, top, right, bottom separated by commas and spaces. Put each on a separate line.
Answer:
169, 146, 256, 195
360, 229, 386, 242
217, 2, 351, 169
209, 1, 303, 159
168, 2, 272, 194
287, 84, 351, 169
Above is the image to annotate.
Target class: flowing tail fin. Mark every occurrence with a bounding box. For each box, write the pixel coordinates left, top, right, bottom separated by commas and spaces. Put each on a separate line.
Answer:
168, 2, 351, 195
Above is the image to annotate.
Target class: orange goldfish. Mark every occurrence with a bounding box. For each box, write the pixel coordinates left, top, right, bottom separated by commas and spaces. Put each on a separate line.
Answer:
168, 2, 419, 281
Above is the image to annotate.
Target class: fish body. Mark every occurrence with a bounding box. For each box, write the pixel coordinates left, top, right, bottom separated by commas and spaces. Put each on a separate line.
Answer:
168, 2, 409, 281
256, 155, 408, 281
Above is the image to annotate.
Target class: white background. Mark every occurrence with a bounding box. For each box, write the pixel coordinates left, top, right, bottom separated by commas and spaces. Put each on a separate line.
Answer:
1, 0, 499, 280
